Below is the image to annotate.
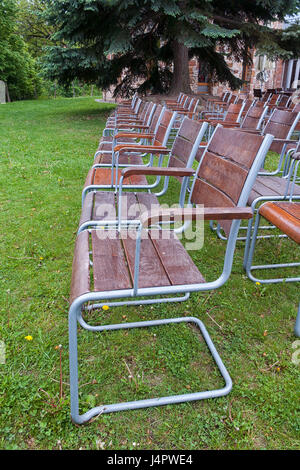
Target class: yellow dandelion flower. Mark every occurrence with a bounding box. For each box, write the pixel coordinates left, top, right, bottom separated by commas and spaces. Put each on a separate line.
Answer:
39, 256, 44, 260
255, 281, 261, 286
25, 335, 33, 341
102, 305, 109, 311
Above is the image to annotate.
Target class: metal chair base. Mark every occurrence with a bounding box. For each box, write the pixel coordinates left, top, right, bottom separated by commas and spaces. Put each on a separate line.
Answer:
69, 315, 232, 425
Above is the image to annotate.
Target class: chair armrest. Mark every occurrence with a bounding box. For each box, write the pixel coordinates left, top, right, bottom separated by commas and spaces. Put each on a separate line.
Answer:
291, 152, 300, 160
272, 138, 298, 145
115, 144, 169, 154
121, 167, 195, 179
114, 132, 154, 140
141, 207, 253, 227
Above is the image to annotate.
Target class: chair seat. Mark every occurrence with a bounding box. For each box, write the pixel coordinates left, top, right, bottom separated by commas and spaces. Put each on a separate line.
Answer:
94, 153, 144, 166
259, 202, 300, 244
84, 166, 148, 187
248, 175, 300, 205
70, 228, 205, 303
98, 137, 136, 151
80, 190, 161, 228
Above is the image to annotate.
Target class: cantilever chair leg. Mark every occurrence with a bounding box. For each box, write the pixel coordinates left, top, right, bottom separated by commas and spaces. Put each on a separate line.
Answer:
295, 303, 300, 337
69, 297, 232, 425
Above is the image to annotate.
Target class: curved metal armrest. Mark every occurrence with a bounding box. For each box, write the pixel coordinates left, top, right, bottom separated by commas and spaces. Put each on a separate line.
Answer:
141, 207, 253, 228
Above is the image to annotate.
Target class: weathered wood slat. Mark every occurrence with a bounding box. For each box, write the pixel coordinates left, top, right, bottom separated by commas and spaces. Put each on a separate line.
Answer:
150, 230, 205, 286
91, 230, 132, 291
122, 232, 171, 288
70, 231, 90, 303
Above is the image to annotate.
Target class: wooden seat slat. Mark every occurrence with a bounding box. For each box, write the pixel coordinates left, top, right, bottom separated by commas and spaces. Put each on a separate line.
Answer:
150, 231, 206, 286
122, 232, 171, 288
259, 202, 300, 244
92, 230, 132, 292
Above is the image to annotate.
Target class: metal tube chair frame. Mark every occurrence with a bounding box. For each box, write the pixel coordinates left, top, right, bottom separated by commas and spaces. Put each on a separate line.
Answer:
91, 105, 166, 192
211, 147, 300, 244
210, 111, 300, 242
98, 102, 157, 153
78, 118, 209, 235
95, 103, 164, 163
68, 126, 273, 424
82, 109, 178, 202
244, 200, 300, 337
244, 158, 300, 281
205, 101, 247, 138
103, 101, 155, 137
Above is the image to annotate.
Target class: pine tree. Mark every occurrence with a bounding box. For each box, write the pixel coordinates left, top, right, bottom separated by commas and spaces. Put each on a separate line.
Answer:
42, 0, 300, 97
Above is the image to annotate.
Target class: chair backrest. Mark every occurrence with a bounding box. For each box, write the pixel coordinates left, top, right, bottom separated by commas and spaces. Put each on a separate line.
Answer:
189, 126, 273, 236
261, 91, 272, 103
182, 95, 192, 109
241, 103, 268, 130
242, 98, 256, 116
153, 108, 177, 147
224, 92, 232, 103
149, 104, 163, 134
264, 109, 300, 153
224, 103, 245, 124
168, 118, 208, 172
292, 102, 300, 113
279, 95, 291, 108
134, 100, 149, 122
143, 102, 156, 127
188, 97, 199, 114
267, 93, 281, 107
177, 92, 184, 104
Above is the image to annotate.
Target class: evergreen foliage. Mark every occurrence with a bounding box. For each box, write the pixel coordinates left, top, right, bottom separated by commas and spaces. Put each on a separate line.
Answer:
41, 1, 300, 95
0, 0, 42, 100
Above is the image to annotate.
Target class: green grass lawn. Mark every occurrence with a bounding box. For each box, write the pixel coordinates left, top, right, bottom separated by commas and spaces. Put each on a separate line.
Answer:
0, 97, 299, 450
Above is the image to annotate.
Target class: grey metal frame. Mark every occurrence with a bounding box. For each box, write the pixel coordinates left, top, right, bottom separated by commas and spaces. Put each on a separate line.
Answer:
244, 199, 300, 338
68, 129, 273, 424
82, 108, 177, 202
69, 314, 232, 424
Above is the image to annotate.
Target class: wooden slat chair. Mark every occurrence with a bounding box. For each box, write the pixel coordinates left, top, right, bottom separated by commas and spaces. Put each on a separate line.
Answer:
167, 94, 191, 111
104, 98, 145, 132
204, 91, 232, 113
261, 91, 273, 104
240, 98, 256, 117
95, 105, 164, 175
68, 126, 273, 424
236, 109, 300, 176
163, 92, 185, 107
98, 104, 163, 156
220, 102, 268, 131
202, 102, 246, 130
82, 107, 177, 194
198, 95, 237, 121
212, 111, 300, 244
194, 103, 268, 164
99, 102, 157, 149
265, 93, 282, 111
79, 118, 209, 233
243, 151, 300, 263
110, 96, 142, 121
109, 92, 138, 115
244, 201, 300, 337
105, 99, 149, 129
208, 94, 237, 115
175, 97, 200, 119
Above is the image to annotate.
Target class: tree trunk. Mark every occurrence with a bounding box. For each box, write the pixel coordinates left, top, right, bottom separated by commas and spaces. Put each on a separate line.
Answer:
5, 84, 11, 102
169, 40, 192, 95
